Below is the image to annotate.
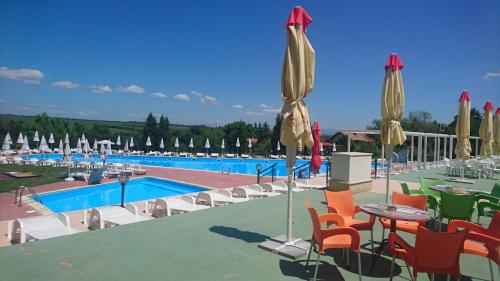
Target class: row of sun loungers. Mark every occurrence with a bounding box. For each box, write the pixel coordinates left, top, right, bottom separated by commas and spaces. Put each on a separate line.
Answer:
7, 179, 324, 244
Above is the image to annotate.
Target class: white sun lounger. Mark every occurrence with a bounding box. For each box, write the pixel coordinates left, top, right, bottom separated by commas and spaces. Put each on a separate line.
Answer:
260, 181, 303, 193
240, 154, 249, 158
7, 213, 79, 244
210, 153, 219, 158
293, 179, 324, 189
232, 184, 280, 199
196, 189, 248, 207
84, 204, 150, 230
225, 153, 235, 158
146, 195, 210, 217
196, 152, 205, 157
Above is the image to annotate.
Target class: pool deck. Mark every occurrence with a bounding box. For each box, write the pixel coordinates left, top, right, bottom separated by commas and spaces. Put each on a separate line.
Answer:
0, 165, 321, 247
0, 187, 495, 281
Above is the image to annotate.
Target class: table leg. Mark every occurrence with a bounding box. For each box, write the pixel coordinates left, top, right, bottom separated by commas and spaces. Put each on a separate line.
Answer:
369, 219, 396, 274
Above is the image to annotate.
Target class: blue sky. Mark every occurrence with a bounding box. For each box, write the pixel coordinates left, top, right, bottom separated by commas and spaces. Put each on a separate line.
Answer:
0, 0, 499, 130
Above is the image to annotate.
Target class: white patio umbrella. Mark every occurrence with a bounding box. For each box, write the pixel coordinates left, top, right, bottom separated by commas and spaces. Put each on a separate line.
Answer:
159, 138, 165, 152
248, 139, 252, 156
2, 134, 11, 151
319, 142, 324, 153
124, 140, 129, 153
81, 133, 86, 141
64, 133, 69, 144
277, 141, 281, 156
63, 141, 73, 181
76, 138, 82, 154
145, 136, 152, 152
189, 138, 194, 154
5, 132, 12, 145
33, 131, 39, 150
17, 132, 24, 144
21, 135, 30, 152
332, 142, 337, 152
175, 137, 179, 154
39, 135, 49, 153
236, 137, 240, 155
107, 141, 113, 156
205, 138, 210, 155
93, 139, 98, 151
48, 133, 55, 149
130, 137, 135, 149
58, 139, 64, 153
99, 143, 107, 165
221, 139, 225, 155
116, 135, 121, 150
83, 140, 90, 159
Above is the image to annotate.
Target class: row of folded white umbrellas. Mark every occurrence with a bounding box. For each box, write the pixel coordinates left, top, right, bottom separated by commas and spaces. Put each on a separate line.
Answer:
8, 180, 324, 244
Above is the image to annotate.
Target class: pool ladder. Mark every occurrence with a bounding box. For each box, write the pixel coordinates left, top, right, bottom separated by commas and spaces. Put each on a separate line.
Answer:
14, 186, 43, 207
221, 166, 231, 174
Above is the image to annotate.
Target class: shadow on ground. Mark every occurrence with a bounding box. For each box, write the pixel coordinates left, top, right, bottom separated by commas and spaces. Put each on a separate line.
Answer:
209, 225, 270, 243
280, 251, 401, 280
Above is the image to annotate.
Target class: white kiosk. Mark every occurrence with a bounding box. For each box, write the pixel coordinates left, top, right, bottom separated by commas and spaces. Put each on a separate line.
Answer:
329, 152, 373, 193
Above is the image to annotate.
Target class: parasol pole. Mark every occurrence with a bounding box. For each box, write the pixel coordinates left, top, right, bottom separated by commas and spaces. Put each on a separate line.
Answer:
385, 144, 393, 203
285, 144, 296, 243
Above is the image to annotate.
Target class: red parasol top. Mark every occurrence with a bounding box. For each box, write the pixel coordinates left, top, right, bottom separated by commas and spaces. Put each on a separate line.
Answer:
496, 107, 500, 115
286, 6, 312, 32
483, 101, 494, 111
310, 121, 322, 174
384, 53, 404, 72
459, 90, 470, 102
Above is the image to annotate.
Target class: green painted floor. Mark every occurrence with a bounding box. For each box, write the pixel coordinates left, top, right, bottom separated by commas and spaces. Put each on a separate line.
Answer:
392, 167, 499, 193
0, 190, 496, 281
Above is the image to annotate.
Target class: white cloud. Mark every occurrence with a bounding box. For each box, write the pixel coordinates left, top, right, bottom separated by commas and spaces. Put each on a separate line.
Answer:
245, 111, 266, 116
257, 103, 281, 114
51, 80, 80, 89
191, 91, 203, 97
483, 71, 500, 80
201, 95, 218, 104
150, 92, 167, 98
0, 66, 44, 84
90, 85, 112, 94
262, 107, 281, 114
173, 94, 190, 101
232, 104, 243, 109
117, 85, 145, 94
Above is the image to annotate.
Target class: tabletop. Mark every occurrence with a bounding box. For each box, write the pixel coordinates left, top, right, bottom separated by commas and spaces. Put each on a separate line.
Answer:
360, 203, 432, 222
430, 184, 482, 195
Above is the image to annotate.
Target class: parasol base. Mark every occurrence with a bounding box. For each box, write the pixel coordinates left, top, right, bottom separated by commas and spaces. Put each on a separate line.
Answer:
448, 178, 475, 184
64, 177, 75, 182
258, 234, 310, 260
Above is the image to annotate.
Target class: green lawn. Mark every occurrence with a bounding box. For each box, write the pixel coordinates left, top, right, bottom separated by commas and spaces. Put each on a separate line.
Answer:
0, 164, 83, 193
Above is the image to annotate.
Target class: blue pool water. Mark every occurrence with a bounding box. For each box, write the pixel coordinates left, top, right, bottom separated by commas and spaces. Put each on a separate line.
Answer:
37, 177, 208, 213
25, 154, 329, 176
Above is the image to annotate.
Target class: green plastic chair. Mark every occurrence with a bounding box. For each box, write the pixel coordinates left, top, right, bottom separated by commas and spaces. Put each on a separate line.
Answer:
400, 182, 424, 195
419, 177, 445, 216
477, 201, 500, 224
437, 191, 475, 231
475, 183, 500, 224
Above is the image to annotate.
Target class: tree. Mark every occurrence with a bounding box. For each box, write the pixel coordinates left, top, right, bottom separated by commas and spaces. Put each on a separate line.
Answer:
223, 121, 255, 153
271, 114, 284, 154
143, 112, 158, 150
158, 115, 170, 149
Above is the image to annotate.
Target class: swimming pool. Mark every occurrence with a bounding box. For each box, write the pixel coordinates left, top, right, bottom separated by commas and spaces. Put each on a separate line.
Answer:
37, 177, 208, 213
25, 154, 328, 176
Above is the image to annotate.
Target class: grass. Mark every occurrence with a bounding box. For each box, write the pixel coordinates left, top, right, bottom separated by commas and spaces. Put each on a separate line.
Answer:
0, 164, 83, 193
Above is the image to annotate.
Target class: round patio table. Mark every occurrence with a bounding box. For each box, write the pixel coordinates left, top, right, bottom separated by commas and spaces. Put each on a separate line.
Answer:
360, 203, 432, 273
429, 185, 482, 195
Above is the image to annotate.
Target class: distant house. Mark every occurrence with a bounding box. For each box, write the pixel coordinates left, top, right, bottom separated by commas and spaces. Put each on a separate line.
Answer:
331, 131, 376, 144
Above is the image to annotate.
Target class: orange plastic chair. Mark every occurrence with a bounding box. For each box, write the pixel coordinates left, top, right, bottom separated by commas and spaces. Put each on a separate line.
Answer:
380, 192, 428, 240
305, 200, 362, 281
448, 211, 500, 281
389, 226, 467, 281
325, 189, 376, 252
